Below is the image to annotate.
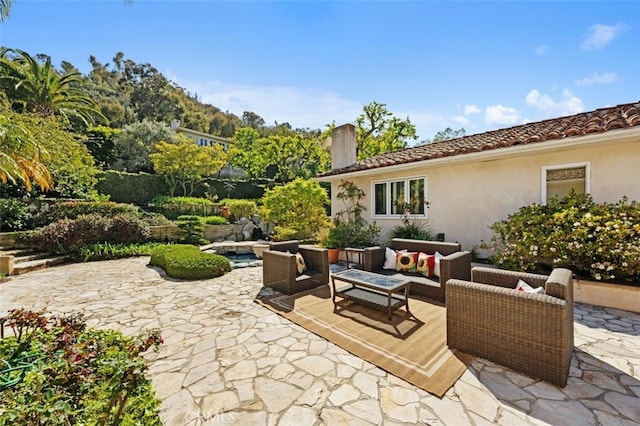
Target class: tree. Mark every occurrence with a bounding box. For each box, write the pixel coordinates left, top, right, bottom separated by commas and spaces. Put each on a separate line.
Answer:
355, 101, 417, 160
150, 135, 228, 196
0, 48, 106, 128
0, 106, 52, 191
240, 111, 265, 129
230, 131, 329, 183
111, 120, 176, 172
0, 0, 14, 22
431, 127, 466, 143
261, 178, 331, 241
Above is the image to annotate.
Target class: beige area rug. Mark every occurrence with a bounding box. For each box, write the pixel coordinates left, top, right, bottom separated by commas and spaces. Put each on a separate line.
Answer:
255, 284, 474, 398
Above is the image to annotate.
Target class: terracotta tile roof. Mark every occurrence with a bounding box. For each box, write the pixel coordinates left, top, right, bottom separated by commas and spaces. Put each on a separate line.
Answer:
319, 101, 640, 177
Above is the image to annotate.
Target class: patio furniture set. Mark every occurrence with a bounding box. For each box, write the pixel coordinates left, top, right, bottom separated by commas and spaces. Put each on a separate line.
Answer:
261, 239, 574, 387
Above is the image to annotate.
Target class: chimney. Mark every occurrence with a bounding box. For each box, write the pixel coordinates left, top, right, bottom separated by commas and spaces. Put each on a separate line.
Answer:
331, 123, 356, 170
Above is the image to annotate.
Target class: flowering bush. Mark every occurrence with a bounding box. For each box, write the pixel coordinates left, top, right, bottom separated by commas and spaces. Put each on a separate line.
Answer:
490, 192, 640, 283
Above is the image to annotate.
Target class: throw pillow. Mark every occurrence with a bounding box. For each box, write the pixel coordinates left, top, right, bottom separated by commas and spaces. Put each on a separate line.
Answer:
416, 252, 435, 278
433, 251, 444, 278
295, 252, 307, 276
383, 247, 398, 270
515, 279, 545, 294
396, 251, 418, 273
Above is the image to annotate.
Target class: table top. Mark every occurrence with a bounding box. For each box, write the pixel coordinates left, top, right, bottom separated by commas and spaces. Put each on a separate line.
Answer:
332, 269, 408, 290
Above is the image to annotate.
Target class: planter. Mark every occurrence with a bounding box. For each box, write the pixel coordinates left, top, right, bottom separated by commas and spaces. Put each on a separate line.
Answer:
573, 278, 640, 314
327, 248, 341, 264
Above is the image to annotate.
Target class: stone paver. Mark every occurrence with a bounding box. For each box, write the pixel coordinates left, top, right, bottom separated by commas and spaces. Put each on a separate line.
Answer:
1, 257, 639, 425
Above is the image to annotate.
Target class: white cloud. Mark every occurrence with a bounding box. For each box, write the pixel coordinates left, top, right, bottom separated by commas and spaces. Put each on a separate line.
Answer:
172, 78, 362, 131
464, 104, 482, 114
453, 115, 472, 127
534, 45, 549, 55
574, 72, 618, 86
485, 105, 520, 126
580, 23, 626, 51
525, 89, 584, 117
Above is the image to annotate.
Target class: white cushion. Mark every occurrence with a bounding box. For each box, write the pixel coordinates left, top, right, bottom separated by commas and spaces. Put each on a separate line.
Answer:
515, 279, 545, 294
383, 247, 403, 270
433, 251, 444, 278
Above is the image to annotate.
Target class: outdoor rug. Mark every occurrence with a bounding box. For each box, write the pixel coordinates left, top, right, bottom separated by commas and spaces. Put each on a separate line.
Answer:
255, 284, 474, 398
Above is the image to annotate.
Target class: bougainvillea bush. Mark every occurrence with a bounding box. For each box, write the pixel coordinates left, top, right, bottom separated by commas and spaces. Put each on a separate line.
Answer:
490, 192, 640, 283
0, 309, 162, 425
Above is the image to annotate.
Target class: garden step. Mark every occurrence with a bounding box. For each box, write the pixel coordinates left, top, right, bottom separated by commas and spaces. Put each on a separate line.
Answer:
13, 255, 70, 275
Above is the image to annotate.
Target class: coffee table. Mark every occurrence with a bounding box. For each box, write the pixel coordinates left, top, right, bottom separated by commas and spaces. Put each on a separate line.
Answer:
331, 269, 411, 320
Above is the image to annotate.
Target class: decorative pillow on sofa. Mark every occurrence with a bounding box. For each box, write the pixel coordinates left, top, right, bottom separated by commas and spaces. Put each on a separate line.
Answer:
416, 252, 435, 278
433, 251, 444, 278
383, 247, 398, 269
515, 279, 545, 294
396, 251, 418, 273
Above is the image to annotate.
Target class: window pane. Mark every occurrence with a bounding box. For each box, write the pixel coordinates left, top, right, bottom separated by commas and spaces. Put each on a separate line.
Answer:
391, 181, 405, 214
546, 166, 586, 202
374, 183, 387, 215
409, 179, 425, 214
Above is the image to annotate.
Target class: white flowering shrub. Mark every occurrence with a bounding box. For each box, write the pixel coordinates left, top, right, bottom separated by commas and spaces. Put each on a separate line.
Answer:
490, 192, 640, 283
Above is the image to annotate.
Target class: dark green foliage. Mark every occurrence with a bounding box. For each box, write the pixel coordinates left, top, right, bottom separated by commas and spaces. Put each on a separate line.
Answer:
33, 200, 141, 227
389, 209, 433, 240
0, 309, 162, 425
0, 198, 31, 231
491, 191, 640, 283
96, 170, 170, 205
151, 196, 215, 220
149, 244, 231, 279
25, 213, 151, 254
79, 242, 164, 261
176, 215, 207, 245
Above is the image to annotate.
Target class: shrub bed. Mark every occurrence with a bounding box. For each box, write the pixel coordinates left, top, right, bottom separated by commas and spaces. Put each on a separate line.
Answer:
0, 309, 162, 425
149, 244, 231, 280
0, 198, 32, 232
490, 192, 640, 283
23, 214, 151, 255
33, 201, 142, 227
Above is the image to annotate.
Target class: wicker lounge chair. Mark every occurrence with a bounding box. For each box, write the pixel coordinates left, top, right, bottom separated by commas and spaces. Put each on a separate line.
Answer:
446, 267, 574, 387
262, 240, 329, 295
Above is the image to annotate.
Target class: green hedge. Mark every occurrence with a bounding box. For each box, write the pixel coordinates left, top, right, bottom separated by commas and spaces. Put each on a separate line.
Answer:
149, 244, 230, 280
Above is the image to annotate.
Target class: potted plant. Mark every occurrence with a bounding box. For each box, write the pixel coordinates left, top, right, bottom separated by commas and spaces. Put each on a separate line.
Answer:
321, 181, 380, 263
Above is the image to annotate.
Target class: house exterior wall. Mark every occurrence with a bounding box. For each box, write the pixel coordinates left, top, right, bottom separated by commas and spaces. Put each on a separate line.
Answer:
325, 132, 640, 251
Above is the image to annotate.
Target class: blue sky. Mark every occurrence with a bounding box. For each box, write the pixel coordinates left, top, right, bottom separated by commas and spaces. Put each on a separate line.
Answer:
1, 0, 639, 141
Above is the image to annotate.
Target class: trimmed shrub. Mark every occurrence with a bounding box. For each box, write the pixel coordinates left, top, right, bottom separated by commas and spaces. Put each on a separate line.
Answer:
33, 201, 141, 227
220, 198, 258, 221
490, 191, 640, 283
201, 215, 228, 225
96, 170, 169, 205
0, 198, 32, 231
149, 196, 215, 220
26, 214, 151, 254
176, 215, 207, 245
149, 244, 230, 279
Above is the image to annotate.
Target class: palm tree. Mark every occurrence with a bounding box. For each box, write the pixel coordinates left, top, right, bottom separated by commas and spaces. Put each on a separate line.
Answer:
0, 114, 52, 191
0, 48, 107, 127
0, 0, 14, 22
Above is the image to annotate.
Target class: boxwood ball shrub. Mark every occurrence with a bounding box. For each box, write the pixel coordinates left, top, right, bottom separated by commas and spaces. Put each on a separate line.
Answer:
149, 244, 231, 279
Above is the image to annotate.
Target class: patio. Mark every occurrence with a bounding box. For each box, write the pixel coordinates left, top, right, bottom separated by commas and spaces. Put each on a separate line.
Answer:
1, 257, 639, 425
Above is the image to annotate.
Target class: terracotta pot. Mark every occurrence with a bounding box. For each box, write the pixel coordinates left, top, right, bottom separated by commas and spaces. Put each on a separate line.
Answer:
327, 248, 341, 264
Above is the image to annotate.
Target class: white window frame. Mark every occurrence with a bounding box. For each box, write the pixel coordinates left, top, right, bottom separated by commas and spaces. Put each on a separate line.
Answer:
372, 176, 428, 219
541, 162, 590, 204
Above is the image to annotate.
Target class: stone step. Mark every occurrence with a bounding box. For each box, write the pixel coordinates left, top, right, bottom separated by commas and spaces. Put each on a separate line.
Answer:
13, 255, 70, 275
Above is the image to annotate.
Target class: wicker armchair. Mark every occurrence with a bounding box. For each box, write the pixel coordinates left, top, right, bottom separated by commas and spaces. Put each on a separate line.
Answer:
262, 240, 329, 295
446, 267, 574, 387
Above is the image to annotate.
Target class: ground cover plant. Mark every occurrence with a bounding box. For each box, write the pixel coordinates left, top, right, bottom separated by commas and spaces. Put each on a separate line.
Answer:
0, 309, 162, 425
490, 192, 640, 283
79, 242, 165, 262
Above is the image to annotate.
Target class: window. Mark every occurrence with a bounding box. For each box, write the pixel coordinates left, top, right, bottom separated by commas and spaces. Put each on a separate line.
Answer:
542, 162, 589, 203
372, 177, 427, 217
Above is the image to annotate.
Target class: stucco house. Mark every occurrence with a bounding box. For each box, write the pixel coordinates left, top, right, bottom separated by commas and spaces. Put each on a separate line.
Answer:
317, 101, 640, 251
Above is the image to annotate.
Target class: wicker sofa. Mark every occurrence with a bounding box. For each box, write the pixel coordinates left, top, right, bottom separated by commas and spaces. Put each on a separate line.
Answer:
362, 238, 472, 302
446, 267, 574, 387
262, 240, 329, 295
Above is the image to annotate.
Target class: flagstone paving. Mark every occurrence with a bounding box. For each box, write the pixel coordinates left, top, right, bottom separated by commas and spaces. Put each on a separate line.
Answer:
1, 257, 639, 425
